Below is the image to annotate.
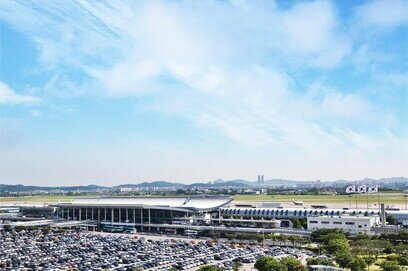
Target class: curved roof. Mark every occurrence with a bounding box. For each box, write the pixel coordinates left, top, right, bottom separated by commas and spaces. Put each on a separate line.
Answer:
53, 197, 232, 212
220, 207, 408, 218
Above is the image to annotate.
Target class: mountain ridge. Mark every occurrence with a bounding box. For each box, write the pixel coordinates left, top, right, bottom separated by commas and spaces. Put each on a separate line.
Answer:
1, 177, 406, 193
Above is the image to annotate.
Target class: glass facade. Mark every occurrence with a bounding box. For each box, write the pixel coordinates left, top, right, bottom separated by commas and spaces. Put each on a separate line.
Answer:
59, 207, 189, 224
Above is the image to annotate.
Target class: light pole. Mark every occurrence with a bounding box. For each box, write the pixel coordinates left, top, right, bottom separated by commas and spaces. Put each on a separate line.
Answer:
262, 228, 265, 246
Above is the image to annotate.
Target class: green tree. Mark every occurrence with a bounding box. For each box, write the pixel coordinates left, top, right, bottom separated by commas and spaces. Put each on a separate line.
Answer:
367, 240, 388, 259
266, 260, 288, 271
267, 233, 277, 244
326, 237, 349, 254
382, 241, 395, 254
291, 218, 303, 229
350, 257, 367, 271
255, 256, 289, 271
225, 233, 236, 241
198, 265, 224, 271
232, 262, 242, 271
352, 239, 374, 257
257, 233, 264, 243
335, 250, 354, 269
385, 216, 397, 225
212, 232, 220, 243
299, 218, 307, 229
3, 225, 12, 232
379, 232, 408, 244
311, 229, 346, 243
307, 257, 335, 267
43, 226, 51, 234
363, 257, 375, 271
276, 235, 286, 246
280, 257, 304, 271
14, 225, 25, 232
255, 256, 273, 271
287, 236, 297, 247
379, 260, 402, 271
394, 243, 408, 256
396, 255, 408, 266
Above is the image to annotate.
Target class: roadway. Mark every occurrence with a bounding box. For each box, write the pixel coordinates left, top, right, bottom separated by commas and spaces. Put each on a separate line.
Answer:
103, 222, 312, 236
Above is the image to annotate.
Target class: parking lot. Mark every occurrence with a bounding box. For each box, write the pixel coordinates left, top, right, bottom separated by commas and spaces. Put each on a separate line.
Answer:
0, 229, 314, 270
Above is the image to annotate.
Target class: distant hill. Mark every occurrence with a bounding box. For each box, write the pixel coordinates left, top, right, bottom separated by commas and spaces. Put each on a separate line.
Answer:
0, 184, 107, 193
115, 181, 186, 188
1, 177, 406, 193
187, 180, 251, 188
213, 178, 254, 186
331, 177, 408, 186
264, 179, 302, 186
211, 177, 408, 188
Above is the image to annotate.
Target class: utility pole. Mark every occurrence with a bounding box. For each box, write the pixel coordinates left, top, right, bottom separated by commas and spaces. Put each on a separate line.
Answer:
355, 182, 358, 212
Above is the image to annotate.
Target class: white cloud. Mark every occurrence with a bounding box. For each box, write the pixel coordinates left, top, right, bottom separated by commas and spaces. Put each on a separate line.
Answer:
0, 82, 41, 105
0, 0, 406, 163
356, 0, 408, 28
383, 72, 408, 86
278, 1, 350, 67
30, 109, 42, 117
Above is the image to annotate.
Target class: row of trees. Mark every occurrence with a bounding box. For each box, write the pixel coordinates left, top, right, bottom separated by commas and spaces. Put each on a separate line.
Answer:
213, 232, 310, 247
168, 230, 407, 271
311, 229, 407, 271
198, 263, 242, 271
349, 232, 407, 270
255, 256, 306, 271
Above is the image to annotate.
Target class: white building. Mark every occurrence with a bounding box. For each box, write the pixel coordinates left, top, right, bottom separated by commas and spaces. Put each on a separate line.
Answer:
307, 215, 380, 234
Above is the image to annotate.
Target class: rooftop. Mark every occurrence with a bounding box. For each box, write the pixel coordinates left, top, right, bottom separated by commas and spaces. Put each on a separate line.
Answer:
52, 197, 232, 212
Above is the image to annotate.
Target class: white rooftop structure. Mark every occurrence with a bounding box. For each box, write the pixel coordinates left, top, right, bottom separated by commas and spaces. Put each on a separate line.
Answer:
307, 215, 380, 234
220, 206, 408, 224
54, 197, 232, 212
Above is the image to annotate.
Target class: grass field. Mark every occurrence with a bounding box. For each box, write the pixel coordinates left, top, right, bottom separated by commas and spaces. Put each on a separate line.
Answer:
0, 193, 406, 205
233, 193, 407, 204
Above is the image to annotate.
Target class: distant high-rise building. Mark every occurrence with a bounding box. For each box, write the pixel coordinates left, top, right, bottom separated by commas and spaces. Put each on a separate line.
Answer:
257, 174, 264, 186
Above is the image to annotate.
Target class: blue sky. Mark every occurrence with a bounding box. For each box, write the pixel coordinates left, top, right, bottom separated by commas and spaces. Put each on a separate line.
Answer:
0, 0, 407, 185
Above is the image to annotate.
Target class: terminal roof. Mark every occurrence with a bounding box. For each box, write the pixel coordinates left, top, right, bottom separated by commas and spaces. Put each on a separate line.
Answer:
53, 197, 232, 212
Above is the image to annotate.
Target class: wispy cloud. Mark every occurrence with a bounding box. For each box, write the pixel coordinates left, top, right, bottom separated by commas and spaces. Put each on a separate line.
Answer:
0, 0, 407, 183
0, 81, 41, 105
0, 1, 403, 148
356, 0, 408, 28
29, 109, 42, 117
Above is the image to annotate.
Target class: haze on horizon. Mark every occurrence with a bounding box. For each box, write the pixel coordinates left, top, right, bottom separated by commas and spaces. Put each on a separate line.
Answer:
0, 0, 407, 186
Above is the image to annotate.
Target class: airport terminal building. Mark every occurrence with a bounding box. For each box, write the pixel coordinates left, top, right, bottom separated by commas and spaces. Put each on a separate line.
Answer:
53, 197, 232, 228
219, 207, 408, 225
48, 197, 408, 234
